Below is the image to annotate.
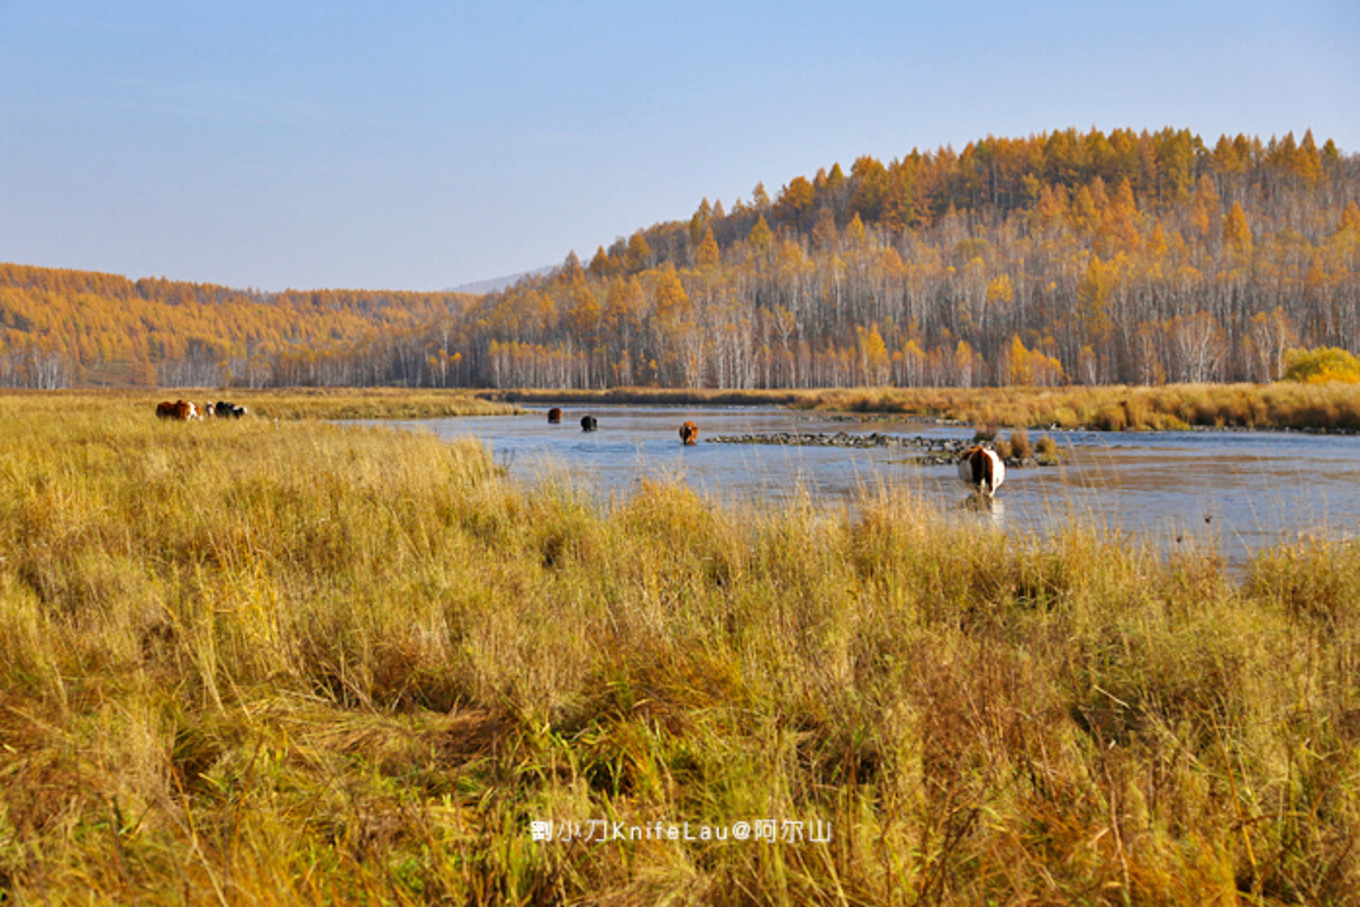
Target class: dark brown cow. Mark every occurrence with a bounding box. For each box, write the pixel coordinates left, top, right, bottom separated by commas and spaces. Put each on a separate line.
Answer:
156, 401, 176, 419
679, 421, 698, 445
547, 407, 562, 424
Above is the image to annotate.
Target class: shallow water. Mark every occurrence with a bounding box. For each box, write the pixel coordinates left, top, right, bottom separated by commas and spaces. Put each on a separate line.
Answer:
385, 404, 1360, 566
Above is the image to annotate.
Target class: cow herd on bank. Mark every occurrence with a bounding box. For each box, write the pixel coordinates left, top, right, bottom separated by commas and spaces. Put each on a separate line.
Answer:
155, 399, 247, 420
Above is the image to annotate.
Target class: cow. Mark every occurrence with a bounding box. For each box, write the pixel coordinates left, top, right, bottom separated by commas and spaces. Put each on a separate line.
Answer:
203, 401, 216, 417
580, 414, 597, 432
156, 400, 197, 420
547, 407, 562, 424
958, 445, 1005, 497
214, 401, 247, 418
679, 421, 698, 445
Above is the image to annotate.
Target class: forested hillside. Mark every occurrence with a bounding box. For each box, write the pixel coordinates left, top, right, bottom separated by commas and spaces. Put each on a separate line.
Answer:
0, 264, 473, 387
470, 128, 1360, 389
4, 127, 1358, 389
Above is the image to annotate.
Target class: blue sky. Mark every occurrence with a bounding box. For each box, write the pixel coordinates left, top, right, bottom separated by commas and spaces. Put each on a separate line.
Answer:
2, 1, 1357, 292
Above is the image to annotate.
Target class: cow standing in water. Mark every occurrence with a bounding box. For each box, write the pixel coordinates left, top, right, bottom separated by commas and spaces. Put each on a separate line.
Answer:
679, 421, 698, 445
547, 407, 562, 424
958, 445, 1005, 497
580, 414, 597, 432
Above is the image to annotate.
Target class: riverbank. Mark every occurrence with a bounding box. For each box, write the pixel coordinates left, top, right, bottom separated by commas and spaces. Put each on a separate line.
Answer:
483, 382, 1360, 432
1, 394, 1357, 902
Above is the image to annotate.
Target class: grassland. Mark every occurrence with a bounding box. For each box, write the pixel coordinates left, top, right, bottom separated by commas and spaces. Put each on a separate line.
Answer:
2, 391, 1360, 903
25, 386, 522, 421
487, 382, 1360, 432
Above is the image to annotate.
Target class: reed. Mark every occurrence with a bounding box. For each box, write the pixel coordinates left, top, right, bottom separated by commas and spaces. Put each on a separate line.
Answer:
1035, 433, 1061, 463
1, 391, 1357, 903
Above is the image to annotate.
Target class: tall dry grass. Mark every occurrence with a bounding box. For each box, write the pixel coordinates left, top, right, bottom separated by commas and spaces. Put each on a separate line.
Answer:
8, 386, 520, 421
488, 383, 1360, 432
1, 392, 1358, 903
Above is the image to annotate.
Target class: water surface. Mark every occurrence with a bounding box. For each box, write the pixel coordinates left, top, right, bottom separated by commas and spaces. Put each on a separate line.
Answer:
388, 404, 1360, 566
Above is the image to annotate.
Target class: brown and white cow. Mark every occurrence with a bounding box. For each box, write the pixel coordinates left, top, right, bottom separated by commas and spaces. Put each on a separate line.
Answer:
958, 445, 1005, 497
156, 400, 196, 420
679, 421, 698, 445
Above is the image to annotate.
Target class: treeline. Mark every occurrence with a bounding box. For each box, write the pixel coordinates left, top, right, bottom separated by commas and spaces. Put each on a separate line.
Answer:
461, 127, 1360, 389
3, 127, 1359, 389
0, 263, 473, 388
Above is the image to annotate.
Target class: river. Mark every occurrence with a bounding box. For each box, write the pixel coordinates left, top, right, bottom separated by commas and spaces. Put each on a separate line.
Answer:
383, 404, 1360, 566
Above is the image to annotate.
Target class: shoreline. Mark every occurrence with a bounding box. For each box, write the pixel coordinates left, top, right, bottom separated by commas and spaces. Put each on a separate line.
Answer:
480, 383, 1360, 434
5, 385, 1360, 433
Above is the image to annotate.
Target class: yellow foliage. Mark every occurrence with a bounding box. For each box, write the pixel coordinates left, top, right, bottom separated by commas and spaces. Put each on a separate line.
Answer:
1283, 346, 1360, 383
1005, 334, 1065, 386
1223, 201, 1254, 259
986, 274, 1015, 305
695, 225, 720, 268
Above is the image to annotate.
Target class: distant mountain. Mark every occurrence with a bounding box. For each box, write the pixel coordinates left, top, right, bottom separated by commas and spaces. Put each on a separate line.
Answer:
450, 266, 555, 295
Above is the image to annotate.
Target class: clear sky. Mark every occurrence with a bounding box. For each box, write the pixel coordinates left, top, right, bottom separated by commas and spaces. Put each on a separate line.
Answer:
2, 1, 1357, 292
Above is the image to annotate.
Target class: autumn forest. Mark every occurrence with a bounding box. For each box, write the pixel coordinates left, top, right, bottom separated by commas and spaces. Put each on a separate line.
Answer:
4, 127, 1358, 390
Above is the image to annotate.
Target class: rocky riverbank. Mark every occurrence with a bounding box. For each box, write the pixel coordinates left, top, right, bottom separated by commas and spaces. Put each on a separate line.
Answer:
704, 431, 1055, 467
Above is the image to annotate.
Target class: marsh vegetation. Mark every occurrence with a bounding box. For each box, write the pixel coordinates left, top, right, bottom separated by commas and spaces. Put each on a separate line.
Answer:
490, 381, 1360, 432
1, 392, 1358, 903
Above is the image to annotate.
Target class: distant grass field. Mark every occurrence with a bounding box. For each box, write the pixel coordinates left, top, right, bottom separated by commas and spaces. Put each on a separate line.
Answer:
487, 382, 1360, 432
5, 386, 521, 421
1, 391, 1359, 903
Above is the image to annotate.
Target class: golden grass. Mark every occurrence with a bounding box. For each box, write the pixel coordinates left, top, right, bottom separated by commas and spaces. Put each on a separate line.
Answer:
1, 386, 521, 422
487, 383, 1360, 432
1, 391, 1358, 903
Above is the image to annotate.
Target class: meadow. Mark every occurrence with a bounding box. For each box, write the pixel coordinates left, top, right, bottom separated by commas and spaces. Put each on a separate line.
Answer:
1, 390, 1359, 904
488, 382, 1360, 432
129, 386, 521, 420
